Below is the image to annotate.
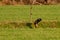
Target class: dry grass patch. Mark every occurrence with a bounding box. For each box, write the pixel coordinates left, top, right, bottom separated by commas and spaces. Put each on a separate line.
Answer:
0, 20, 59, 28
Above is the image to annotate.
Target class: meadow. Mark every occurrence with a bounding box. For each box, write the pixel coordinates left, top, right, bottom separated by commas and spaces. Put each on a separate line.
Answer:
0, 5, 60, 40
0, 5, 60, 21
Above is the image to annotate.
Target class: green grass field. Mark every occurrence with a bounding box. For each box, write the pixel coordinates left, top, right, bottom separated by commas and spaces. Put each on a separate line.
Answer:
0, 28, 60, 40
0, 5, 60, 21
0, 5, 60, 40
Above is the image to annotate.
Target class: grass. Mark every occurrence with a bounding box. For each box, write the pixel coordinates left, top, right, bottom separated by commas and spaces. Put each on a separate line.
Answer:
0, 5, 60, 21
0, 5, 60, 28
0, 28, 60, 40
0, 5, 60, 40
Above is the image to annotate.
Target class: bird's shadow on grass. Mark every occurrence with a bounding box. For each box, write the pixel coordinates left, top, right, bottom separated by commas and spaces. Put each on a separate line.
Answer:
26, 23, 33, 28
